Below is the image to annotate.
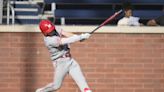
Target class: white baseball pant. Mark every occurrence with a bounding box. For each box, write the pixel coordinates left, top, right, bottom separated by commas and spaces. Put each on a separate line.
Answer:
36, 57, 92, 92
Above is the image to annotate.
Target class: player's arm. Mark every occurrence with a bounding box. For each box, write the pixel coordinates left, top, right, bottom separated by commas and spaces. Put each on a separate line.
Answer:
60, 33, 90, 45
50, 28, 90, 46
61, 31, 75, 37
47, 34, 89, 47
59, 29, 91, 45
57, 28, 75, 37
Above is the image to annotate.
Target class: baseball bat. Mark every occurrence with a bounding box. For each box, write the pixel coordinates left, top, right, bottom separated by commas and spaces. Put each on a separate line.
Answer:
81, 9, 122, 41
90, 9, 122, 34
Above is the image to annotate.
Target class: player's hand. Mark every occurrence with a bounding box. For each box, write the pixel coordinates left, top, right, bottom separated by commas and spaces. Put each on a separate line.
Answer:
80, 33, 91, 40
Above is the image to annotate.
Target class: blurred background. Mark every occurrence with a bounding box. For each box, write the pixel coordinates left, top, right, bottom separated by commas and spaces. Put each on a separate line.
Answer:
0, 0, 163, 25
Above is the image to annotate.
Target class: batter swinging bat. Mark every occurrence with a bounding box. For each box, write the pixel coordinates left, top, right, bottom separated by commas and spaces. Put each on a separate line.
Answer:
90, 9, 123, 34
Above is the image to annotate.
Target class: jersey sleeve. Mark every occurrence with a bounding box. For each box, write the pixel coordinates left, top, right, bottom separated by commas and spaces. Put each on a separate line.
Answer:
44, 36, 61, 47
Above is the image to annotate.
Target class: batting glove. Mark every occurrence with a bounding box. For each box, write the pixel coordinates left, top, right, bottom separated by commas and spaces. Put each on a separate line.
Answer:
80, 33, 91, 40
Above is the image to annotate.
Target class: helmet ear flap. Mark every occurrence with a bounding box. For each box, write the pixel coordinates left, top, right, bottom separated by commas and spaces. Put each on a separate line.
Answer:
39, 20, 55, 36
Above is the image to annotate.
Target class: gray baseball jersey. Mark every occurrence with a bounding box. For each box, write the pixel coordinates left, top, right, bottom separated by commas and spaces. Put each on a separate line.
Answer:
44, 28, 70, 61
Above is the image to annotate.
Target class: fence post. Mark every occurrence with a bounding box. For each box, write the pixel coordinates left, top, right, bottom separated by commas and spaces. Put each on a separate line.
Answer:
0, 0, 3, 24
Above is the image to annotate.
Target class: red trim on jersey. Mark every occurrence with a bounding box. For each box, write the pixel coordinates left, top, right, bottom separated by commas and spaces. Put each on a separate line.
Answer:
84, 88, 91, 92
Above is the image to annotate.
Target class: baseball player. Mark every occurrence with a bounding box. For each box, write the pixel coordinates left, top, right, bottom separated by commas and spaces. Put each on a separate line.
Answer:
36, 20, 92, 92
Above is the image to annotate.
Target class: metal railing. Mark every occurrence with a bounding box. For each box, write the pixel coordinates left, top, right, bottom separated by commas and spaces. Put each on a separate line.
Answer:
0, 0, 3, 24
7, 0, 15, 24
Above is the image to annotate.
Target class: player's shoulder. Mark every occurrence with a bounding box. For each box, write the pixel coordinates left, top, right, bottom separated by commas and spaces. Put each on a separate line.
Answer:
55, 26, 64, 36
55, 26, 63, 32
44, 36, 60, 43
44, 36, 59, 40
44, 36, 61, 46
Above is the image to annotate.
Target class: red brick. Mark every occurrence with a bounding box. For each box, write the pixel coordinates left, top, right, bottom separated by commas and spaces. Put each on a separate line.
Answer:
115, 89, 134, 92
0, 33, 164, 92
135, 89, 153, 92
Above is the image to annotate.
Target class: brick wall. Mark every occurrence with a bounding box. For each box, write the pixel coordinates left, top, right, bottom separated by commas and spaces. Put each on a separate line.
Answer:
0, 32, 164, 92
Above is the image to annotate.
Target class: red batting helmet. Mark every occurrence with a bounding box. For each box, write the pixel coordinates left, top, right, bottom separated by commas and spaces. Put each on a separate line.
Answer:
39, 20, 55, 36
